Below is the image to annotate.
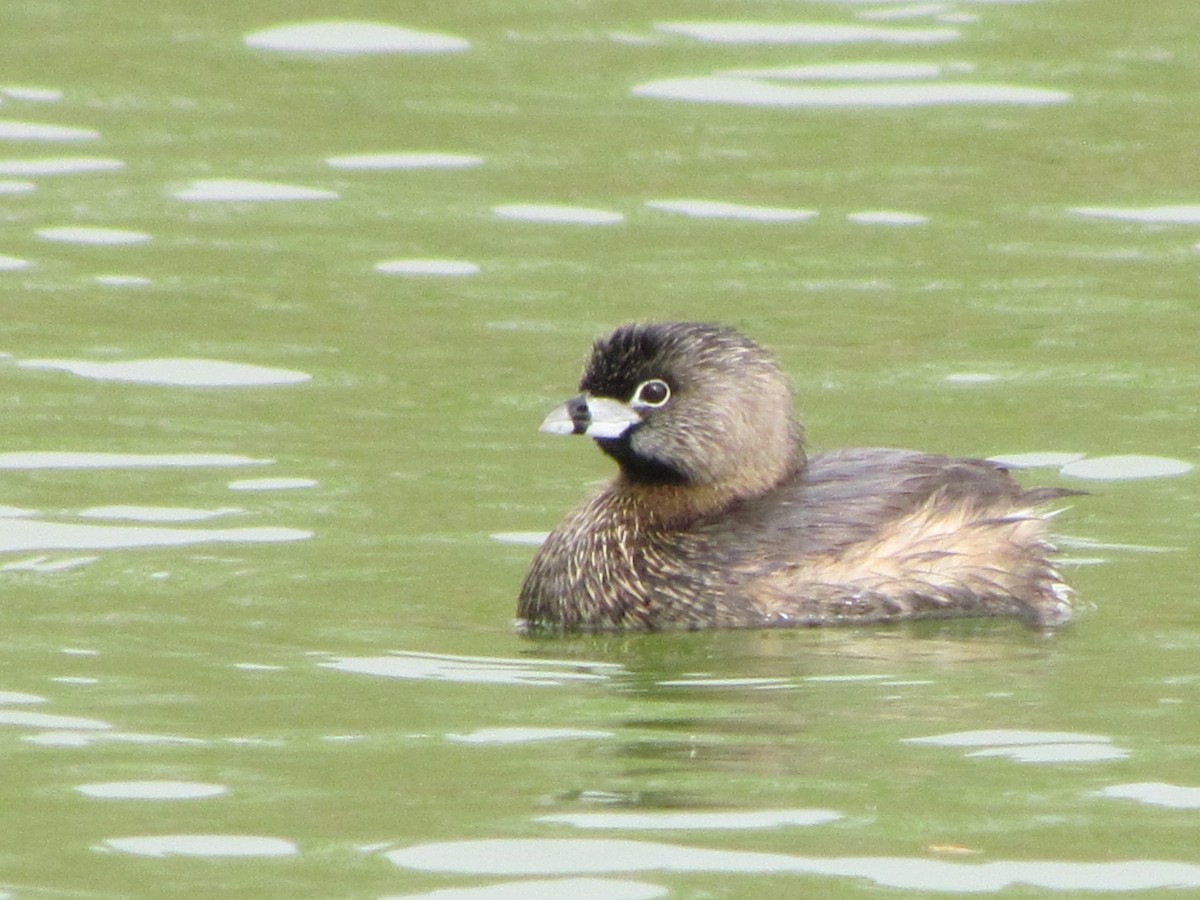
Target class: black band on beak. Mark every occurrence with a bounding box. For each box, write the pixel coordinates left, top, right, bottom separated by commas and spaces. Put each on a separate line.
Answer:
566, 394, 590, 434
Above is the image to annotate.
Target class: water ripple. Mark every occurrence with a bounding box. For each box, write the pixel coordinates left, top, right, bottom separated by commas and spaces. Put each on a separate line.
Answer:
655, 21, 960, 45
0, 120, 99, 141
537, 809, 843, 830
633, 77, 1070, 108
381, 879, 667, 900
323, 651, 620, 686
77, 781, 229, 800
172, 178, 338, 201
99, 834, 297, 858
19, 357, 312, 387
386, 838, 1200, 891
244, 21, 469, 55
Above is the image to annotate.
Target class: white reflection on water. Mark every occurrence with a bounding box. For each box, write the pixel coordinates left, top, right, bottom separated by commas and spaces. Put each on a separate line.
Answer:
1071, 205, 1200, 224
382, 878, 667, 900
19, 357, 312, 387
943, 372, 1000, 384
0, 254, 31, 270
0, 180, 34, 194
387, 838, 1200, 891
0, 691, 45, 704
79, 506, 244, 523
323, 651, 620, 686
645, 199, 817, 222
989, 452, 1087, 469
172, 178, 338, 201
0, 709, 111, 730
0, 517, 311, 553
538, 809, 842, 830
36, 226, 149, 245
326, 152, 483, 170
633, 77, 1070, 108
1, 555, 99, 572
0, 452, 271, 469
99, 834, 297, 858
0, 156, 124, 175
654, 22, 960, 45
656, 676, 792, 690
847, 210, 929, 225
244, 21, 469, 55
446, 727, 615, 745
727, 62, 966, 80
1060, 455, 1193, 481
493, 204, 624, 225
77, 781, 228, 800
1099, 783, 1200, 810
857, 5, 954, 23
376, 259, 480, 276
1, 86, 64, 103
26, 730, 207, 747
968, 743, 1128, 763
491, 531, 548, 546
0, 120, 99, 141
94, 274, 152, 286
228, 477, 318, 491
904, 729, 1111, 747
904, 729, 1128, 763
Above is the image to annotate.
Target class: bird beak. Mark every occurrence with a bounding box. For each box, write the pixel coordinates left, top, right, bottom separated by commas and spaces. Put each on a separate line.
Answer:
539, 394, 642, 439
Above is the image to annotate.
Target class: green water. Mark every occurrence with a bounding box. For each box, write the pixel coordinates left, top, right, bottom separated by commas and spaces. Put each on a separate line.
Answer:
2, 2, 1199, 897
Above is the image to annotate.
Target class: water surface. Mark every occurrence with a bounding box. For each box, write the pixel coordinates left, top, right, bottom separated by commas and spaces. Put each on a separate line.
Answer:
2, 1, 1198, 897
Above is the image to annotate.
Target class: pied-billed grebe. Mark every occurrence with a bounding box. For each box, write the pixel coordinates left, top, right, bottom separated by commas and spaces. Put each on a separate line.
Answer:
519, 322, 1075, 632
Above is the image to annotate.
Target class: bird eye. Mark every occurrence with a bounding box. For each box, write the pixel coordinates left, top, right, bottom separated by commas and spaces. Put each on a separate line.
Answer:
632, 378, 671, 408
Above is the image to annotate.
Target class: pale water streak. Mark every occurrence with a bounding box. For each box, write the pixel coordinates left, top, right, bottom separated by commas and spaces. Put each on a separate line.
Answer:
537, 809, 843, 830
376, 259, 480, 276
227, 477, 318, 491
99, 834, 298, 858
0, 691, 46, 704
645, 200, 817, 222
493, 204, 625, 225
78, 506, 245, 522
77, 781, 229, 800
18, 357, 313, 387
0, 709, 111, 730
326, 152, 483, 170
1098, 783, 1200, 810
244, 21, 470, 54
633, 78, 1071, 108
0, 86, 64, 103
0, 518, 311, 553
1070, 205, 1200, 223
847, 210, 929, 225
324, 651, 620, 686
988, 452, 1087, 469
904, 729, 1129, 763
654, 21, 960, 45
0, 120, 99, 141
386, 838, 1200, 891
1060, 455, 1193, 481
171, 178, 338, 201
380, 879, 668, 900
0, 452, 271, 469
0, 156, 124, 175
726, 62, 970, 80
445, 727, 615, 745
35, 226, 150, 245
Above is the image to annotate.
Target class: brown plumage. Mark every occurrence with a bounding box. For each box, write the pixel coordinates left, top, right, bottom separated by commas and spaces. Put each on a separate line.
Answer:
518, 322, 1076, 632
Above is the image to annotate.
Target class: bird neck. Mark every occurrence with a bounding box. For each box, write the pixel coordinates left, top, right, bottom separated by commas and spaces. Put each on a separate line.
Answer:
613, 449, 805, 528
